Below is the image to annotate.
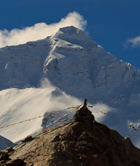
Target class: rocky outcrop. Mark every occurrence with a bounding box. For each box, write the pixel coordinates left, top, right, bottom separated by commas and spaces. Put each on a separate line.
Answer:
73, 99, 95, 124
5, 121, 140, 166
0, 148, 25, 166
21, 135, 34, 143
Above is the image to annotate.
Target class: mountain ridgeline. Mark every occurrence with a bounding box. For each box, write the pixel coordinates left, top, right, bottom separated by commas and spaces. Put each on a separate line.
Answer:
1, 26, 140, 147
2, 122, 140, 166
0, 26, 140, 106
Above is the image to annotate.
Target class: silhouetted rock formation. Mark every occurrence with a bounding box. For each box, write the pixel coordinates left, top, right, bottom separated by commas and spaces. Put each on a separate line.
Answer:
73, 99, 95, 123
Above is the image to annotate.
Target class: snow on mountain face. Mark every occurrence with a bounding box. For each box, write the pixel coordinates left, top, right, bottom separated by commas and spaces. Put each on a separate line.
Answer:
0, 37, 52, 89
1, 26, 140, 147
0, 26, 138, 100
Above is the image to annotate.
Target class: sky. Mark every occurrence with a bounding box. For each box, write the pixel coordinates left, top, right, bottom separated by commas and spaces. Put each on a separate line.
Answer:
0, 0, 140, 69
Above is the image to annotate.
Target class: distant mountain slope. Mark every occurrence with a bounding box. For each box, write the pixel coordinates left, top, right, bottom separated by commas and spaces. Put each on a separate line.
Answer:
0, 135, 14, 150
0, 26, 140, 147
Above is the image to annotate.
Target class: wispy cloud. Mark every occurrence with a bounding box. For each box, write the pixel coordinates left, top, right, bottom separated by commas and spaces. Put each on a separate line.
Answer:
124, 36, 140, 48
92, 103, 115, 122
0, 12, 87, 48
0, 79, 111, 142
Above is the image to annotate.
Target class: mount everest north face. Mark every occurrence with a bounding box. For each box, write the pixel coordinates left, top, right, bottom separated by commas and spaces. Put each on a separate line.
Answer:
0, 26, 140, 148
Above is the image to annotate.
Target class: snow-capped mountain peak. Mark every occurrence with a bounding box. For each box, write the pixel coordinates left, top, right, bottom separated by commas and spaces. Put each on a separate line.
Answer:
1, 26, 140, 148
54, 26, 92, 41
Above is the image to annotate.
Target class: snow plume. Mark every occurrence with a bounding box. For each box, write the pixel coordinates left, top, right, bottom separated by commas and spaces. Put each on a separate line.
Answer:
39, 78, 83, 111
0, 79, 112, 143
0, 12, 87, 48
124, 36, 140, 48
0, 79, 83, 142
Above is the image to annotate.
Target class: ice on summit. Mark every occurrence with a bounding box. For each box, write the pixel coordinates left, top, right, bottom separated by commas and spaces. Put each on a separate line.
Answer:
54, 26, 92, 41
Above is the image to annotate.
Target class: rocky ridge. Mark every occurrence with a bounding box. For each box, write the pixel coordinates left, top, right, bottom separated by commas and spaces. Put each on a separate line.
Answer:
1, 121, 140, 166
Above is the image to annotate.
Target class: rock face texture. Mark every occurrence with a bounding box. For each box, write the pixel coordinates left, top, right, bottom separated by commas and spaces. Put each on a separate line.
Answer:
0, 148, 25, 166
3, 122, 140, 166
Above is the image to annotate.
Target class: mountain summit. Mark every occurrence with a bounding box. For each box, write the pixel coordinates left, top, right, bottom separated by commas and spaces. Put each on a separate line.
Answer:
53, 26, 94, 44
0, 26, 138, 101
0, 26, 140, 147
0, 25, 120, 95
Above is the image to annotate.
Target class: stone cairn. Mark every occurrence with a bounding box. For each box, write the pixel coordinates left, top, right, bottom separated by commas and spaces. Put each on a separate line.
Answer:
73, 99, 95, 123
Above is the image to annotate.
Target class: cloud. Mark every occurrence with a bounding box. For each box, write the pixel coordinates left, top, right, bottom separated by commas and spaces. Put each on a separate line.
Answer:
0, 79, 112, 142
124, 36, 140, 48
0, 12, 87, 48
91, 103, 115, 122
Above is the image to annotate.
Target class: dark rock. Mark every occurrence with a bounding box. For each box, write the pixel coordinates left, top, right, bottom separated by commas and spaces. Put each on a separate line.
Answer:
6, 147, 14, 153
0, 160, 6, 165
0, 150, 9, 160
73, 99, 95, 124
5, 158, 25, 166
21, 135, 33, 143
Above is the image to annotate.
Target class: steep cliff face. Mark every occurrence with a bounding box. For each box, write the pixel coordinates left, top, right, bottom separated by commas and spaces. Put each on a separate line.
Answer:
6, 122, 140, 166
